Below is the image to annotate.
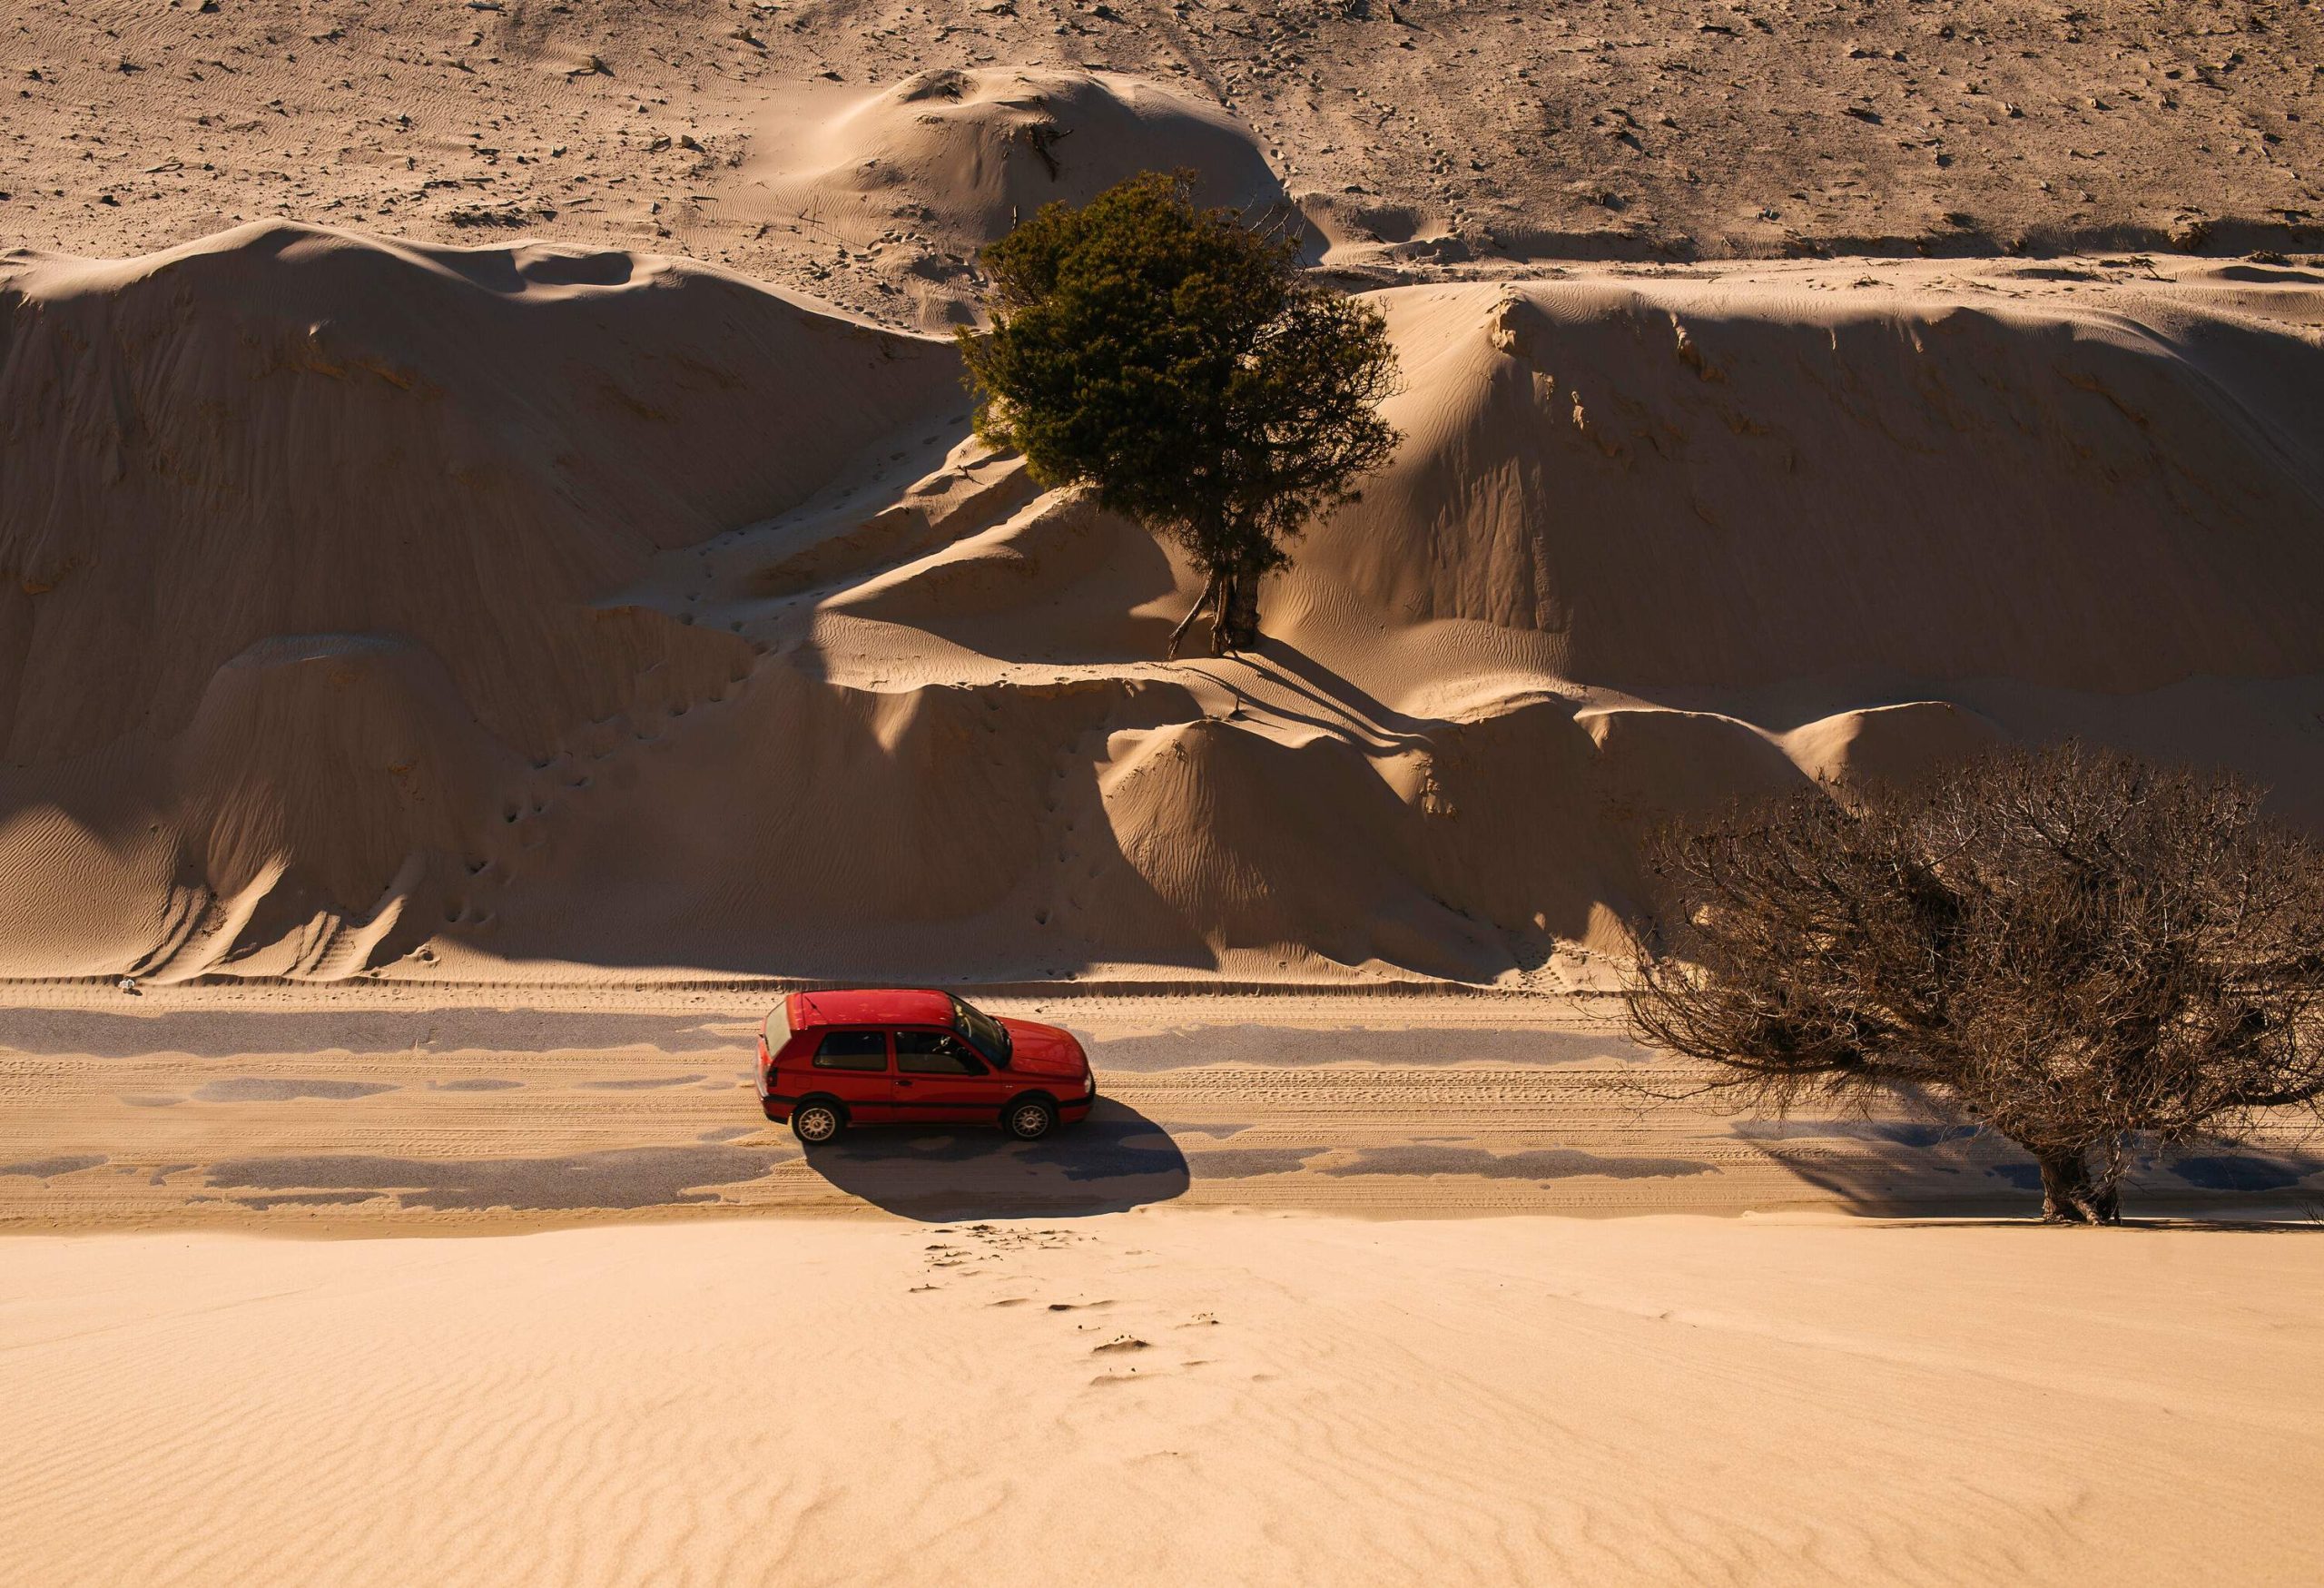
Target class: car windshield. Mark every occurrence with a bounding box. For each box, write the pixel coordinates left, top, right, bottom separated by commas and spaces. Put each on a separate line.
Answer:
950, 995, 1011, 1064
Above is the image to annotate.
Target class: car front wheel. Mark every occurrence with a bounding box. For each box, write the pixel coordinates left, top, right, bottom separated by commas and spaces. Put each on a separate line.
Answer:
793, 1100, 845, 1146
1004, 1097, 1057, 1141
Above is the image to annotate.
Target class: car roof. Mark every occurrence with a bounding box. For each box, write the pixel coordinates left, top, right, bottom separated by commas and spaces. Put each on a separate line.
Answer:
788, 988, 955, 1029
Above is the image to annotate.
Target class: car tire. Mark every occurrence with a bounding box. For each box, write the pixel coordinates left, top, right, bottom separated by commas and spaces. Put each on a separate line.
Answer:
1003, 1096, 1057, 1141
792, 1099, 846, 1146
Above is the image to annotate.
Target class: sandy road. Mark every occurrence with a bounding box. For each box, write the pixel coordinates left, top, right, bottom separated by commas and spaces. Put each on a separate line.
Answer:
3, 988, 2318, 1228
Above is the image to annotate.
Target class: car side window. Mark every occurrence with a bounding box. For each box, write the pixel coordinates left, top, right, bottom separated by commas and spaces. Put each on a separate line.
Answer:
894, 1030, 984, 1075
812, 1030, 889, 1071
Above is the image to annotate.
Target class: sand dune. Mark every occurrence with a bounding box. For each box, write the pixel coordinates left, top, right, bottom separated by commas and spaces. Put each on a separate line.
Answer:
4, 1214, 2318, 1587
2, 222, 959, 761
1293, 277, 2324, 693
6, 222, 2324, 984
730, 65, 1313, 322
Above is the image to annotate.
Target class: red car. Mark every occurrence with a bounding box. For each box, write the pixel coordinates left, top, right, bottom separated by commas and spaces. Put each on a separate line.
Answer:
757, 989, 1096, 1145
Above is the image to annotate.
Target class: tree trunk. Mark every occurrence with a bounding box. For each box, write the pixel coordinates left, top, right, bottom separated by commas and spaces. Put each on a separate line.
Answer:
2035, 1146, 2121, 1225
1214, 567, 1262, 655
1165, 573, 1220, 661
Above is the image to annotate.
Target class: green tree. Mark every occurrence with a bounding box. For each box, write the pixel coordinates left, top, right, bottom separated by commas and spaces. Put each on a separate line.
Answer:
958, 172, 1400, 657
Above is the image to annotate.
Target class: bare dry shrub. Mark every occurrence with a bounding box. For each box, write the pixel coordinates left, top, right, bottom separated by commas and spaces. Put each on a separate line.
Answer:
1624, 743, 2324, 1222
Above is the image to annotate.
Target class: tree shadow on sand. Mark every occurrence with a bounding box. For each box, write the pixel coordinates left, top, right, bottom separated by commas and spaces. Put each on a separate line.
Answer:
796, 1099, 1188, 1219
1748, 1129, 2324, 1221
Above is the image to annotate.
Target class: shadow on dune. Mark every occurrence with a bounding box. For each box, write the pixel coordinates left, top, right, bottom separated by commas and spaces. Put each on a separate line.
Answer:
1246, 642, 1434, 745
796, 1098, 1188, 1219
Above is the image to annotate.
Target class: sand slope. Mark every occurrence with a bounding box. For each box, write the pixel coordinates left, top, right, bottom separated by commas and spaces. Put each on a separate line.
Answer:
7, 224, 2324, 982
0, 223, 958, 978
1295, 279, 2324, 692
3, 1214, 2318, 1587
2, 222, 960, 760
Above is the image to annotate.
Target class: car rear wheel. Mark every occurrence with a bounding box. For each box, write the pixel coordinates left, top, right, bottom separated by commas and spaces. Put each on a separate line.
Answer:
793, 1100, 845, 1146
1004, 1097, 1057, 1141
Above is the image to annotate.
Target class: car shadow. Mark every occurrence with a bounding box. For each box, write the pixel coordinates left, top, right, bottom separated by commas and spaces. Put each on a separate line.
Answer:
795, 1098, 1190, 1219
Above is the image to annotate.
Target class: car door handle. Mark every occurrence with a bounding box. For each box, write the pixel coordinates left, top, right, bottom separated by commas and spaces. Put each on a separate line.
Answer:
896, 1079, 914, 1087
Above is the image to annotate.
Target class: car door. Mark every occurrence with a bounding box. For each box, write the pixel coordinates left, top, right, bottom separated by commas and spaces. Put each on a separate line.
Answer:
807, 1028, 897, 1123
891, 1027, 1008, 1124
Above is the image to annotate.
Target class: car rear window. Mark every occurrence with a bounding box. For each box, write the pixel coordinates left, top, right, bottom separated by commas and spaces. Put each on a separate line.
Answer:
812, 1030, 888, 1070
763, 1001, 793, 1050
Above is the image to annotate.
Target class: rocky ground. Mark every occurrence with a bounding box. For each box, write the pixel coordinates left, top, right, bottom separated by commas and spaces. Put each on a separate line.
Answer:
5, 0, 2319, 327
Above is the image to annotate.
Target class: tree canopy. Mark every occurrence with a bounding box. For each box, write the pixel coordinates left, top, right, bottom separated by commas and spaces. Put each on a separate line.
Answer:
958, 171, 1400, 656
1624, 743, 2324, 1222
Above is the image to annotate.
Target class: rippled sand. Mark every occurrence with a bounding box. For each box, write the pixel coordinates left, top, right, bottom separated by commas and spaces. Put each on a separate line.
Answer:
5, 1213, 2318, 1587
